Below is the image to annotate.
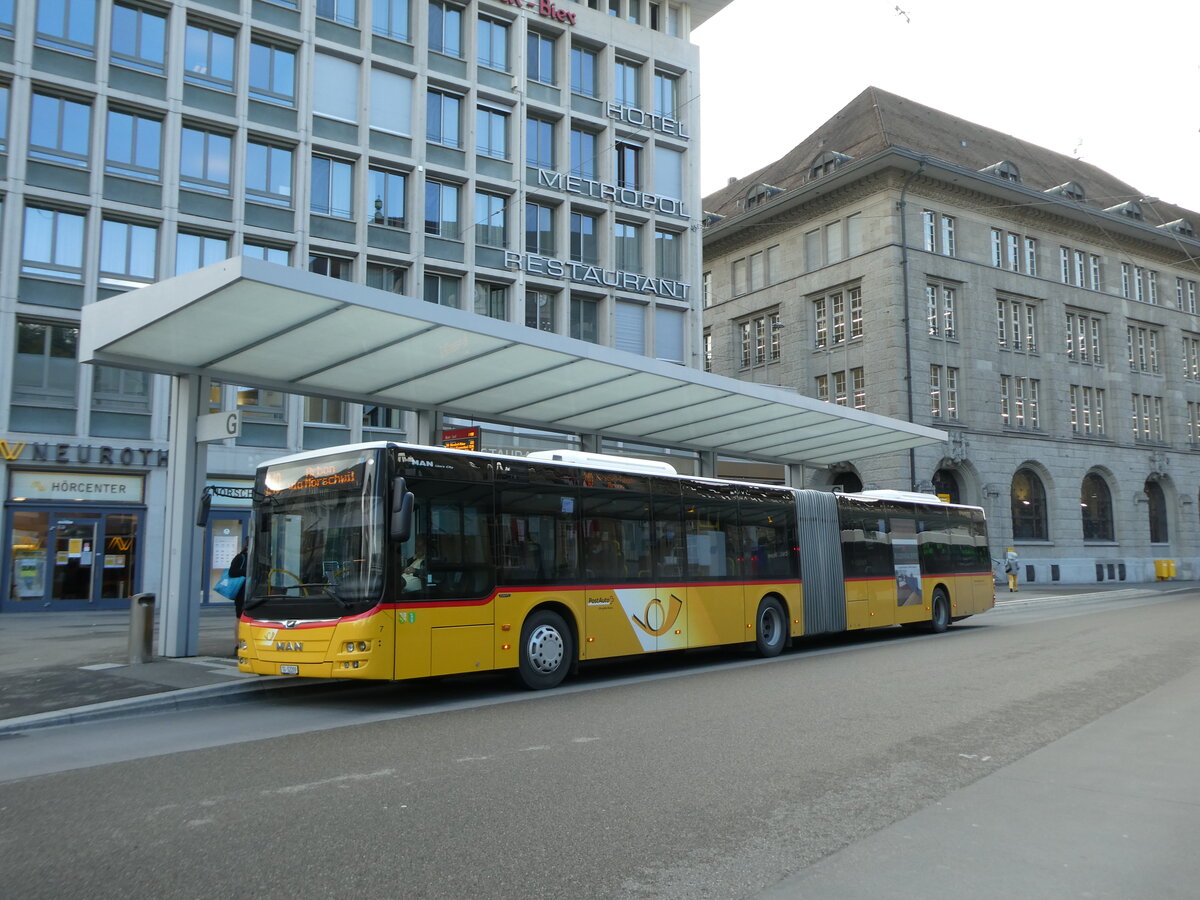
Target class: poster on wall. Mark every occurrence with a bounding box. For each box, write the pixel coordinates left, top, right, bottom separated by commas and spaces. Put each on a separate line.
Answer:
212, 535, 239, 570
14, 556, 45, 598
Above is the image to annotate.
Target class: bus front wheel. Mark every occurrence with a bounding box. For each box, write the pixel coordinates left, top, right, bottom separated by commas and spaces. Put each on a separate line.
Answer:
929, 589, 951, 634
517, 609, 574, 690
755, 597, 787, 658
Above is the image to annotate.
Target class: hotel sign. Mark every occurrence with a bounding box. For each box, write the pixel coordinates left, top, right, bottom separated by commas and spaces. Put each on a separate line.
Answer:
505, 251, 690, 300
496, 0, 577, 25
606, 103, 690, 139
537, 169, 688, 219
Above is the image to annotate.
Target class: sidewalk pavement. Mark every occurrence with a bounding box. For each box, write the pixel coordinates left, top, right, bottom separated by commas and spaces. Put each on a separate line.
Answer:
0, 580, 1195, 735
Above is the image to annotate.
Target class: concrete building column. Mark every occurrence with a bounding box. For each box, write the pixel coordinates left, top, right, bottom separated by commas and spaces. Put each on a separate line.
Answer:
414, 409, 442, 446
159, 374, 209, 658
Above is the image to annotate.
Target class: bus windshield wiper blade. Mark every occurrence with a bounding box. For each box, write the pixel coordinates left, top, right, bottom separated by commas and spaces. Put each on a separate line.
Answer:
292, 583, 353, 609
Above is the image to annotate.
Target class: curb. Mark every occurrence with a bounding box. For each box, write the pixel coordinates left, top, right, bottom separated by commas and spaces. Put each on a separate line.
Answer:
993, 586, 1181, 610
0, 674, 347, 736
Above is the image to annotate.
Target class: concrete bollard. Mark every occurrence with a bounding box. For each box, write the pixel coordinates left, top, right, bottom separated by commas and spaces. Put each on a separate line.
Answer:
128, 593, 156, 664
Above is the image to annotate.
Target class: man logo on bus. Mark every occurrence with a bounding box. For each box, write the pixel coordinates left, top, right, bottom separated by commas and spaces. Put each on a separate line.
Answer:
632, 594, 683, 637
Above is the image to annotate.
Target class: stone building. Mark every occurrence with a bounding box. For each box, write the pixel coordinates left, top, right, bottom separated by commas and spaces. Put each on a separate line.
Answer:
701, 87, 1200, 585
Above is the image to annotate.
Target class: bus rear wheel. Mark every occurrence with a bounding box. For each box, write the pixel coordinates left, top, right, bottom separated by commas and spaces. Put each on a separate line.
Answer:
929, 589, 951, 634
755, 597, 787, 658
517, 609, 574, 690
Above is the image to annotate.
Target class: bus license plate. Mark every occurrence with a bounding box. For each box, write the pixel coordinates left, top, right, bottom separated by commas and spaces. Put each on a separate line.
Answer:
279, 664, 299, 675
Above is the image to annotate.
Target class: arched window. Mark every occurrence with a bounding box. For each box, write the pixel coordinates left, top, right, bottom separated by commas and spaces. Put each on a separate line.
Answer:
1080, 473, 1113, 541
1011, 468, 1047, 540
981, 160, 1021, 183
809, 151, 852, 180
932, 469, 961, 504
1146, 480, 1168, 543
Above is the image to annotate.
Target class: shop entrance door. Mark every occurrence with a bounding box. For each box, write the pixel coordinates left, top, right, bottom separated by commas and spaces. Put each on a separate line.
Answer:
4, 508, 142, 611
204, 513, 250, 604
51, 515, 101, 604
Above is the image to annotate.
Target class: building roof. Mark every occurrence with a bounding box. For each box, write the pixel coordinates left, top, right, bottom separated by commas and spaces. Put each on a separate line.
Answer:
703, 86, 1199, 231
688, 0, 736, 29
78, 257, 946, 467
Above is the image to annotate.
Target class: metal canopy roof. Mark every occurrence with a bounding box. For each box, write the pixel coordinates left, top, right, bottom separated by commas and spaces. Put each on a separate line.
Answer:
80, 257, 945, 466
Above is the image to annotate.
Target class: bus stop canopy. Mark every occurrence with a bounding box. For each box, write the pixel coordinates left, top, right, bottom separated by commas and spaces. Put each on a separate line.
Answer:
80, 257, 945, 466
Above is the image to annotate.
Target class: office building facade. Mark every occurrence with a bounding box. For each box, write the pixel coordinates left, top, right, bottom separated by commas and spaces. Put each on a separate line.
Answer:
702, 87, 1200, 585
1, 0, 726, 611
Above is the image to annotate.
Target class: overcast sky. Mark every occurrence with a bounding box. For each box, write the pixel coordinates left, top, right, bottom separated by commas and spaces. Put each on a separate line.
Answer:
693, 0, 1200, 212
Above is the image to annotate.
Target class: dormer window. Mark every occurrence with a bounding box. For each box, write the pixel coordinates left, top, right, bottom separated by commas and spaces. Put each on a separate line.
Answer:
745, 183, 783, 209
809, 150, 852, 180
1046, 181, 1086, 202
1106, 200, 1144, 221
1160, 218, 1195, 237
981, 160, 1021, 183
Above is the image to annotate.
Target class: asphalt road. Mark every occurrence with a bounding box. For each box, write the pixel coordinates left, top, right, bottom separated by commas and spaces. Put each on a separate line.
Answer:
3, 591, 1199, 899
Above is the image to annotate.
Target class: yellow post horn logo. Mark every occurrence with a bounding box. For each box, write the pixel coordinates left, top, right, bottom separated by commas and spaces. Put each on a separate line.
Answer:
632, 594, 684, 637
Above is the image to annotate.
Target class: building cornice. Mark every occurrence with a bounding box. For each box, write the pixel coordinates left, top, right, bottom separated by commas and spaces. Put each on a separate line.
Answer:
703, 149, 1200, 271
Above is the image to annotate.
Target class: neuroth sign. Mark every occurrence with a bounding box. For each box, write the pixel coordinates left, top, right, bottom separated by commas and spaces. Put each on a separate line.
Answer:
496, 0, 577, 26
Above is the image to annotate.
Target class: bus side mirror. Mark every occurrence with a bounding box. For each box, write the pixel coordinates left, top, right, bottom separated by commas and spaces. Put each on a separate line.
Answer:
391, 477, 414, 542
195, 490, 211, 528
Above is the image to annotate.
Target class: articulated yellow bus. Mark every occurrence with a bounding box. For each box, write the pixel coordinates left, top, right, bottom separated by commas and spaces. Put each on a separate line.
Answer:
236, 442, 994, 689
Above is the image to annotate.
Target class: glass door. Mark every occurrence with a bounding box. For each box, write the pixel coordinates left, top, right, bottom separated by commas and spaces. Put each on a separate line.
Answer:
51, 515, 101, 603
205, 513, 249, 603
4, 507, 143, 611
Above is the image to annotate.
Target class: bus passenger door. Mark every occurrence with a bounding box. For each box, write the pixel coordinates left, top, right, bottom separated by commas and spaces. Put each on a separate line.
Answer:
649, 483, 687, 652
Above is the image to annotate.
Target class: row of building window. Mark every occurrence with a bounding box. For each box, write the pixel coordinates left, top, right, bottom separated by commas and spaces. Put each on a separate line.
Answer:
734, 286, 1200, 383
11, 295, 688, 438
715, 204, 1199, 315
19, 1, 684, 100
14, 194, 685, 288
6, 81, 687, 207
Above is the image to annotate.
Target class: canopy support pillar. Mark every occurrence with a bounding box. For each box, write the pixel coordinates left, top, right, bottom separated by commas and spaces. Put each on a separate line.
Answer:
159, 374, 209, 658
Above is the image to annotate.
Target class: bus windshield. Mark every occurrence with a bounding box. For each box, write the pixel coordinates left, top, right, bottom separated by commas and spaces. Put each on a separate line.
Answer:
245, 448, 386, 620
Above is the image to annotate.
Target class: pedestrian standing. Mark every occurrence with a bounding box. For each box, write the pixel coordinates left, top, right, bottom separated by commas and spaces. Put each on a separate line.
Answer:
1004, 549, 1019, 592
229, 539, 248, 651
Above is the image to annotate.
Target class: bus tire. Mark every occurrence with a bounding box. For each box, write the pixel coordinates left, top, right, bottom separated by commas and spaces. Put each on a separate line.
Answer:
929, 589, 951, 634
517, 609, 574, 690
755, 596, 787, 658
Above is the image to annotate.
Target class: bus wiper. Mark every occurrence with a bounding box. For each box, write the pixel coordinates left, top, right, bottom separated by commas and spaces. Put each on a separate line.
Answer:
293, 583, 353, 609
243, 585, 352, 610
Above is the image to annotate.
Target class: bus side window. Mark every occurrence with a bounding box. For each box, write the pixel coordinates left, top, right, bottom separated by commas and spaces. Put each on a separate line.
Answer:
581, 480, 652, 584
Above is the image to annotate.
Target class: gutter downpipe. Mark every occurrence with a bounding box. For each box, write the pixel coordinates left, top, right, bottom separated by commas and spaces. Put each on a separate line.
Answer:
897, 159, 926, 491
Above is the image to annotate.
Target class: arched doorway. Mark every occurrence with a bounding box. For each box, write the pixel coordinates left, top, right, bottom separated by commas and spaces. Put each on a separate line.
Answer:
1011, 468, 1048, 540
1080, 472, 1114, 541
932, 468, 961, 504
832, 471, 863, 493
1145, 480, 1168, 544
